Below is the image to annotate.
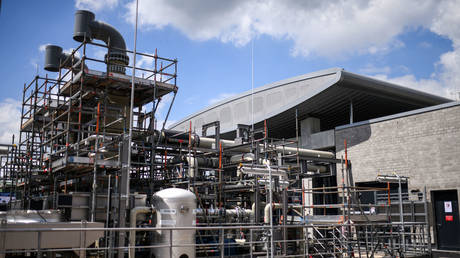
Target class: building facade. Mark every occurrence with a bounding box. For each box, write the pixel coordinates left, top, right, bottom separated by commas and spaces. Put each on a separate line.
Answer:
172, 68, 460, 250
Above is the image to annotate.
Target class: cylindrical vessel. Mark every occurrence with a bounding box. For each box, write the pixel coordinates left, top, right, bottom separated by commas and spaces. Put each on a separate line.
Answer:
153, 188, 196, 258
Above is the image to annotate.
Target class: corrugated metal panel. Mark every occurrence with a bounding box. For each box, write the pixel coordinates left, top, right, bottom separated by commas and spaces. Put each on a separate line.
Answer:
170, 68, 451, 139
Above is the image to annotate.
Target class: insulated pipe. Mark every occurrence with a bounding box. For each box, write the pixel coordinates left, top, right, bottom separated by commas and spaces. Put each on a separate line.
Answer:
239, 166, 288, 178
196, 203, 256, 222
73, 10, 129, 74
184, 155, 220, 178
161, 130, 335, 159
186, 155, 197, 178
198, 137, 335, 159
44, 45, 87, 72
284, 162, 327, 173
129, 206, 155, 258
230, 153, 255, 164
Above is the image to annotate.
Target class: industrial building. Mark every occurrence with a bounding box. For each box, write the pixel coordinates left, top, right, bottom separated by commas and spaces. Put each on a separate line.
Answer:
0, 8, 456, 258
171, 68, 460, 251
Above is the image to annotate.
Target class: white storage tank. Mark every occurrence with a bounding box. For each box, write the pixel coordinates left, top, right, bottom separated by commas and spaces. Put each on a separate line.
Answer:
152, 188, 196, 258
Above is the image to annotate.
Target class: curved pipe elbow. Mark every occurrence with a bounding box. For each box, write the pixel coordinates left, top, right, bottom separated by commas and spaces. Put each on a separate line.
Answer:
90, 20, 127, 51
264, 203, 280, 224
73, 10, 129, 73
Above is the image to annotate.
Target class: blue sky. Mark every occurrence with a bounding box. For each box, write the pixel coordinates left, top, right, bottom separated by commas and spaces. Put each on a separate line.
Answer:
0, 0, 459, 143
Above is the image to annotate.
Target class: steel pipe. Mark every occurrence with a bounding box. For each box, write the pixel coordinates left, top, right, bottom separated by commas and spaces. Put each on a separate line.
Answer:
161, 130, 335, 159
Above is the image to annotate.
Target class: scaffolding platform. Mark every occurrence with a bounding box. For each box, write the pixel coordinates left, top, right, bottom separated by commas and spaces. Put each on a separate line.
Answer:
51, 156, 120, 173
60, 69, 177, 107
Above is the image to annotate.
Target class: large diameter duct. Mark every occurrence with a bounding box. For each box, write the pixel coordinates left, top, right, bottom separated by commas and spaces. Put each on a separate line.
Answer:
73, 10, 129, 74
44, 45, 86, 72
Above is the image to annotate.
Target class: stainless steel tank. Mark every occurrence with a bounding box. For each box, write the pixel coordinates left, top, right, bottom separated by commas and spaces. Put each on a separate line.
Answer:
152, 188, 196, 258
0, 209, 63, 223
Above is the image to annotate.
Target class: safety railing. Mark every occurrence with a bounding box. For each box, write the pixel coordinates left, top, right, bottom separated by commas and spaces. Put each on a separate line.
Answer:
0, 222, 431, 258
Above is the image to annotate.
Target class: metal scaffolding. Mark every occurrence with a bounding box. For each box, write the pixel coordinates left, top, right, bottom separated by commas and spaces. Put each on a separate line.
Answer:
0, 9, 432, 258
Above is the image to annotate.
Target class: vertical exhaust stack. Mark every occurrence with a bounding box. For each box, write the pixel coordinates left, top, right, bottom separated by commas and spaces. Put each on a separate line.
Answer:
73, 10, 129, 74
44, 45, 85, 72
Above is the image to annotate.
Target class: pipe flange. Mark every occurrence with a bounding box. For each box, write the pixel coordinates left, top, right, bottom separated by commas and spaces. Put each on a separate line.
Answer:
106, 52, 129, 65
105, 52, 129, 74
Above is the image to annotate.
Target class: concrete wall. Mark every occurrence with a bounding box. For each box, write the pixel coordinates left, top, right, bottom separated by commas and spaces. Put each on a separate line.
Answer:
335, 103, 460, 199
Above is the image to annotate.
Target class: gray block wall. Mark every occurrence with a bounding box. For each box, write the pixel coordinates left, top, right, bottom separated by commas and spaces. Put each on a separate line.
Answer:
335, 103, 460, 247
335, 103, 460, 199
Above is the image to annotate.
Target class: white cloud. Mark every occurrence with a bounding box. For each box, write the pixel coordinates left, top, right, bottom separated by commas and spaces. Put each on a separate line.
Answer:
124, 0, 460, 98
419, 41, 432, 48
359, 64, 391, 75
157, 93, 174, 116
0, 99, 21, 144
154, 94, 177, 129
184, 96, 198, 105
366, 39, 405, 55
76, 0, 118, 11
63, 48, 81, 58
159, 119, 177, 130
29, 58, 39, 71
93, 49, 106, 60
125, 0, 436, 57
372, 73, 451, 98
39, 44, 48, 52
38, 44, 81, 58
365, 1, 460, 99
208, 93, 237, 105
136, 53, 154, 68
397, 65, 410, 74
135, 53, 156, 79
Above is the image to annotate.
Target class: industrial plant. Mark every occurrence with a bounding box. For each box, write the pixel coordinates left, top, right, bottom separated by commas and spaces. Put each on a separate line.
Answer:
0, 8, 459, 258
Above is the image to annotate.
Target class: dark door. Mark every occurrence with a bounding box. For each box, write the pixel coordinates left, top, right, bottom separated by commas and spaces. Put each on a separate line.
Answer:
433, 190, 460, 250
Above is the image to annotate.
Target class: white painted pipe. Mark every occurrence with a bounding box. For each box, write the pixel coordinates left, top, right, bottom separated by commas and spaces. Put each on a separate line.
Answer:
129, 206, 155, 258
186, 155, 197, 178
195, 136, 334, 159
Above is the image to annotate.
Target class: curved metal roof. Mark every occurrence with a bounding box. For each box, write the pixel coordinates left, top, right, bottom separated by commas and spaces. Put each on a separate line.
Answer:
170, 68, 451, 139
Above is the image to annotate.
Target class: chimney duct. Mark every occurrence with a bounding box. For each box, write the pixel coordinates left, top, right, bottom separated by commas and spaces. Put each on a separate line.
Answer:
73, 10, 129, 74
44, 45, 85, 72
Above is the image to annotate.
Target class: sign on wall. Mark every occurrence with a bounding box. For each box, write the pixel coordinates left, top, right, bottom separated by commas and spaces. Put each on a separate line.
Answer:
444, 201, 453, 213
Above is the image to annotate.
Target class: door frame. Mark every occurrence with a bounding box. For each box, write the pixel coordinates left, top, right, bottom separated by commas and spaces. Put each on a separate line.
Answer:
431, 189, 460, 250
